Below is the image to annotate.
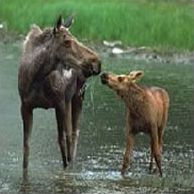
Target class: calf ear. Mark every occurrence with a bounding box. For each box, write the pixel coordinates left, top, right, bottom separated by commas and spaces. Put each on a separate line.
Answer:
129, 71, 144, 82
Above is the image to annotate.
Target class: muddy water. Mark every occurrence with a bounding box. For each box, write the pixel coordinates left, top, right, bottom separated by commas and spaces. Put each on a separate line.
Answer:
0, 41, 193, 194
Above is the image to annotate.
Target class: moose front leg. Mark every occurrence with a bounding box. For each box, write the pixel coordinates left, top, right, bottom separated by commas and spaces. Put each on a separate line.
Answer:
71, 94, 83, 162
65, 101, 73, 162
21, 104, 33, 179
55, 101, 73, 169
55, 106, 67, 169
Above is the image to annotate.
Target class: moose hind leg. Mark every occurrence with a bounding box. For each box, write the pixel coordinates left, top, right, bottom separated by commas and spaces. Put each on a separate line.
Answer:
21, 104, 33, 177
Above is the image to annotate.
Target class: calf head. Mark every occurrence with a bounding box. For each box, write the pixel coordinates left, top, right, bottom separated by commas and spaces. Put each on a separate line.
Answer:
101, 70, 144, 92
51, 15, 101, 78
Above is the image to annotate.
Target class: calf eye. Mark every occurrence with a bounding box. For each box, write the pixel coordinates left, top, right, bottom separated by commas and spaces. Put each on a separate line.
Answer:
118, 76, 124, 82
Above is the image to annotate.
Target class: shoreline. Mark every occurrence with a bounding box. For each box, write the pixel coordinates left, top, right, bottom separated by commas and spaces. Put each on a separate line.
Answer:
0, 32, 194, 65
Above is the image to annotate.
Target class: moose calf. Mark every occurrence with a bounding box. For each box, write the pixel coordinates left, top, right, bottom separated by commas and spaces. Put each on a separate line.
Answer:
101, 70, 169, 176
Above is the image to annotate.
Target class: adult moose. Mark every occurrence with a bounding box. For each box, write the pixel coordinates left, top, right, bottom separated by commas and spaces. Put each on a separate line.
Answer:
18, 15, 101, 176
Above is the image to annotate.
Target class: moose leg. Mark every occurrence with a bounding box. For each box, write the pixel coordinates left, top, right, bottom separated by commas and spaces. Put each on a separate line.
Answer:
71, 95, 83, 162
64, 101, 73, 163
21, 104, 33, 178
55, 101, 73, 168
121, 132, 134, 176
151, 128, 163, 177
55, 106, 68, 169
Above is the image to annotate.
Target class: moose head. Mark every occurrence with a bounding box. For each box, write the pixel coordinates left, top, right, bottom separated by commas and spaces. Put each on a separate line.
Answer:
51, 15, 101, 78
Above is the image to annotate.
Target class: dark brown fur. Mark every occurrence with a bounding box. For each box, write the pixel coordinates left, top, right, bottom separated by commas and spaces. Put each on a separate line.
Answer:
101, 71, 169, 176
18, 16, 101, 177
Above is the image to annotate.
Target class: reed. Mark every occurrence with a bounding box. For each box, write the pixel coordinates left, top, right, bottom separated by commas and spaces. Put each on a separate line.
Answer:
0, 0, 193, 50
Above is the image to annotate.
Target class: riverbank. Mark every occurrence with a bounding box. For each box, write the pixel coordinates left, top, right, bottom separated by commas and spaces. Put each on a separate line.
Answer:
0, 0, 193, 51
0, 30, 194, 67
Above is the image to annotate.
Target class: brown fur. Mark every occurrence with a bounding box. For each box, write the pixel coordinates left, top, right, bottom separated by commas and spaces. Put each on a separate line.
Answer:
101, 70, 169, 176
18, 16, 101, 177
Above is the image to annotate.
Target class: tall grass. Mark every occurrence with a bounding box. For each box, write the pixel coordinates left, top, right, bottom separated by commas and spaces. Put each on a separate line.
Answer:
0, 0, 193, 50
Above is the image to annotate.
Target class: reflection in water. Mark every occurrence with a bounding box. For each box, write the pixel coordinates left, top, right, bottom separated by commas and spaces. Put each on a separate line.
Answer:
0, 42, 193, 193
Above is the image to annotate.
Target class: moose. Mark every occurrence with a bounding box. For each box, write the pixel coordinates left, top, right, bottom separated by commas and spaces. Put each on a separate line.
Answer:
101, 70, 169, 176
18, 15, 101, 176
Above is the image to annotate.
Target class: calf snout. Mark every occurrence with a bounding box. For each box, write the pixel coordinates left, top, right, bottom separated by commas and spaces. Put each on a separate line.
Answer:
100, 72, 108, 84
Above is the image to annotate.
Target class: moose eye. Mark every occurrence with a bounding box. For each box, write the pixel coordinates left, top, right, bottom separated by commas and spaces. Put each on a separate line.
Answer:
64, 40, 71, 47
118, 76, 124, 82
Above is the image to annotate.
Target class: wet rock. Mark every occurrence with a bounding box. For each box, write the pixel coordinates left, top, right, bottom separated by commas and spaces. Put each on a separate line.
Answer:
0, 22, 7, 33
112, 47, 125, 54
100, 41, 194, 65
103, 40, 122, 47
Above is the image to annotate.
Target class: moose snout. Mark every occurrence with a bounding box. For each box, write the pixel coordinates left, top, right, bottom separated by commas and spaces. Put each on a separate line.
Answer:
92, 59, 101, 75
100, 72, 108, 84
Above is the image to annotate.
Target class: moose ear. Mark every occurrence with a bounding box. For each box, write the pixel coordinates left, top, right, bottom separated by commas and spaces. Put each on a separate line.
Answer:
64, 15, 74, 29
56, 15, 64, 29
129, 70, 144, 82
53, 15, 64, 34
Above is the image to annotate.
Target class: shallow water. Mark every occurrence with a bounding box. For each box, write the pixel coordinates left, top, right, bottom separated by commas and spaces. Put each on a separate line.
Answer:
0, 41, 193, 194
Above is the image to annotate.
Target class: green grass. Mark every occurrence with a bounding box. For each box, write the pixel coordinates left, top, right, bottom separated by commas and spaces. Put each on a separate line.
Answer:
0, 0, 193, 51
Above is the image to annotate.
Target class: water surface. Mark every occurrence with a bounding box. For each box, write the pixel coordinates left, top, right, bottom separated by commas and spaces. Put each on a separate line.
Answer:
0, 41, 193, 194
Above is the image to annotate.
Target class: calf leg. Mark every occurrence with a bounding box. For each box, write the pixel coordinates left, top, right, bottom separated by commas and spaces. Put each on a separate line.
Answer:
149, 143, 154, 173
157, 109, 168, 173
21, 104, 33, 178
121, 132, 134, 176
157, 126, 165, 175
158, 109, 168, 155
158, 128, 164, 155
159, 99, 169, 155
151, 129, 163, 177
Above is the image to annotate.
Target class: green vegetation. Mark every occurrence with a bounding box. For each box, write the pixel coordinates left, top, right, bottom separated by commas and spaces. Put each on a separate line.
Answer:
0, 0, 193, 50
